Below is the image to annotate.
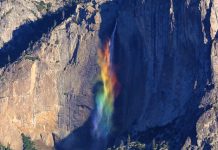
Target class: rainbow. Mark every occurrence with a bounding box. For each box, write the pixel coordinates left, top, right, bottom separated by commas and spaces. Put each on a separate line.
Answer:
92, 39, 119, 138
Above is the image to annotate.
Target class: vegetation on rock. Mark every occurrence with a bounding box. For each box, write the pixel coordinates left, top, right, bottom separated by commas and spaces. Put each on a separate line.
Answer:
21, 133, 37, 150
107, 136, 170, 150
107, 136, 146, 150
0, 144, 11, 150
152, 139, 168, 150
24, 55, 40, 61
34, 1, 52, 12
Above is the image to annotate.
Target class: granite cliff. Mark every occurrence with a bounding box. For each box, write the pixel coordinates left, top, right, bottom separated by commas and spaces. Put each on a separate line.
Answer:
0, 0, 218, 150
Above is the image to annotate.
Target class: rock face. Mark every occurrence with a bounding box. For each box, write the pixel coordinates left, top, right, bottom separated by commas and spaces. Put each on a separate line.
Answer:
0, 0, 65, 49
116, 0, 209, 130
113, 0, 218, 149
0, 0, 103, 149
0, 0, 218, 150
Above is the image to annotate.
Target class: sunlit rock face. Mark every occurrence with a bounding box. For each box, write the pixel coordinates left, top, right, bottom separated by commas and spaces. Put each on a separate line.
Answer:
0, 1, 101, 149
0, 0, 119, 149
0, 0, 65, 49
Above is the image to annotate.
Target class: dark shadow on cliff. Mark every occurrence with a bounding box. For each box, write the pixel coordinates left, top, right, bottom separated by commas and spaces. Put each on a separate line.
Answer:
89, 0, 214, 150
130, 1, 214, 150
0, 3, 77, 68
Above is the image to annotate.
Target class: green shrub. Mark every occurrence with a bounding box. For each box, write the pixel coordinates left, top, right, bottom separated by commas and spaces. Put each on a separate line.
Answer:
0, 8, 13, 20
46, 3, 52, 11
21, 133, 37, 150
30, 10, 38, 18
35, 1, 52, 12
0, 74, 4, 81
152, 139, 168, 150
0, 143, 11, 150
55, 39, 59, 45
108, 136, 146, 150
25, 55, 40, 61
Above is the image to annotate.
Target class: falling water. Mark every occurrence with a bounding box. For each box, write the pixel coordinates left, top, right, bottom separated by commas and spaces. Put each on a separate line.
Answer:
92, 22, 119, 143
109, 22, 117, 66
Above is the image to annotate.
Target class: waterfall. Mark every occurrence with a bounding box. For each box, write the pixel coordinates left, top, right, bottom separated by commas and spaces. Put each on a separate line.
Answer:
91, 21, 119, 148
109, 21, 117, 67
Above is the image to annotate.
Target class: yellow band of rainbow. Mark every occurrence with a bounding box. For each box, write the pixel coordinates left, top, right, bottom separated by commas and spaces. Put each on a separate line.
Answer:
93, 39, 119, 138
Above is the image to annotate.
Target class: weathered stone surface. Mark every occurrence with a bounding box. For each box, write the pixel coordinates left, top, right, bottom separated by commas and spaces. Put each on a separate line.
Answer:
111, 0, 218, 149
1, 0, 218, 150
115, 0, 208, 130
0, 0, 64, 49
0, 1, 103, 149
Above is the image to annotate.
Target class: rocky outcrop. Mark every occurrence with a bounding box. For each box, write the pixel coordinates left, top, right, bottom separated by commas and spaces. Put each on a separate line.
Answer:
0, 0, 105, 149
0, 0, 65, 49
194, 37, 218, 149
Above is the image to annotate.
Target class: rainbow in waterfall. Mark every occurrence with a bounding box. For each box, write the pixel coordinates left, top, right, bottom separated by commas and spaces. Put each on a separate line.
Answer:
92, 27, 119, 138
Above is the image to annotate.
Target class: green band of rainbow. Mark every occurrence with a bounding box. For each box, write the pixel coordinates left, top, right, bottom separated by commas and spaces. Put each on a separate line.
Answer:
92, 40, 119, 138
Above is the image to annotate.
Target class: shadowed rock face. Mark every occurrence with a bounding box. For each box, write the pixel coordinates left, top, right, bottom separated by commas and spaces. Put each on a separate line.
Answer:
110, 0, 217, 148
110, 0, 218, 149
114, 0, 210, 131
1, 0, 218, 149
